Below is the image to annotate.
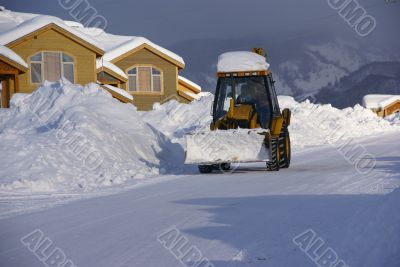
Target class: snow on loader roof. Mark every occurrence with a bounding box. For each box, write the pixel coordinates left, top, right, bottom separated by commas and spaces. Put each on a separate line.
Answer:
217, 51, 270, 73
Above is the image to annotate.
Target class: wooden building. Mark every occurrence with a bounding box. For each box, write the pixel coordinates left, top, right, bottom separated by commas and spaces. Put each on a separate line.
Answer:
0, 15, 201, 109
0, 46, 28, 108
363, 94, 400, 117
99, 40, 200, 110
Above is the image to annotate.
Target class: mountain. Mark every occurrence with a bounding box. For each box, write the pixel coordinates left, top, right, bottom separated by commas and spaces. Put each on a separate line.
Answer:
168, 34, 400, 106
315, 62, 400, 108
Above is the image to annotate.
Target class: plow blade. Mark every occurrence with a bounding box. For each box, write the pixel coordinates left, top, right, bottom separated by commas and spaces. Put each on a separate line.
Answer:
184, 129, 270, 164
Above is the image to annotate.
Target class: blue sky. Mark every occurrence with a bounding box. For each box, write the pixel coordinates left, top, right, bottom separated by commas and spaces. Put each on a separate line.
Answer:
4, 0, 400, 48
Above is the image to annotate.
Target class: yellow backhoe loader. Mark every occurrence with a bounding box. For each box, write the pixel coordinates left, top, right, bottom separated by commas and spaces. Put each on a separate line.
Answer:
185, 49, 291, 173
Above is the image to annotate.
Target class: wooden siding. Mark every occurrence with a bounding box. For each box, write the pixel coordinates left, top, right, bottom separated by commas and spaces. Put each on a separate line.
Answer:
0, 60, 19, 75
8, 28, 97, 96
384, 101, 400, 117
0, 60, 20, 108
115, 48, 179, 110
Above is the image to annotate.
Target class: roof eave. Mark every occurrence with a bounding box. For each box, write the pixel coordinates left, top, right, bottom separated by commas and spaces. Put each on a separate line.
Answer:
5, 23, 105, 57
0, 54, 28, 73
97, 67, 128, 82
109, 43, 185, 69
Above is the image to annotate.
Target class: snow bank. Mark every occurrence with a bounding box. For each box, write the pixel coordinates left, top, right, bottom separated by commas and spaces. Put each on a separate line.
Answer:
217, 51, 270, 73
0, 81, 180, 193
278, 96, 400, 147
104, 90, 400, 149
141, 94, 214, 146
0, 45, 28, 68
1, 85, 399, 194
185, 129, 269, 164
143, 94, 400, 152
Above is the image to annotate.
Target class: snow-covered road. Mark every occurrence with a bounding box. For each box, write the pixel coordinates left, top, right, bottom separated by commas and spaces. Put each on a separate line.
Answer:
0, 134, 399, 267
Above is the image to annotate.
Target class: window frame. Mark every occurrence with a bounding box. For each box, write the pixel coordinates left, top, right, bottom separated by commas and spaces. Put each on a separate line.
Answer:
126, 65, 163, 94
29, 51, 76, 84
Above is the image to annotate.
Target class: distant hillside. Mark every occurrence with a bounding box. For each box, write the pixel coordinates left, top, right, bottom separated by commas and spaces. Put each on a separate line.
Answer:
168, 35, 400, 106
315, 62, 400, 108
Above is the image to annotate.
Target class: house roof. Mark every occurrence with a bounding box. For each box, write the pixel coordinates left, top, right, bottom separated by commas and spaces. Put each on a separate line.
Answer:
101, 84, 133, 103
96, 59, 128, 82
177, 76, 202, 101
0, 15, 105, 56
363, 94, 400, 109
74, 26, 185, 68
0, 9, 185, 69
178, 76, 201, 93
102, 37, 185, 68
0, 45, 28, 72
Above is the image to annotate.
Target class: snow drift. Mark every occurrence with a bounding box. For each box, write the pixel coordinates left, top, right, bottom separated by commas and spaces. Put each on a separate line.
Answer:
0, 81, 182, 193
277, 96, 400, 147
143, 94, 400, 151
0, 83, 399, 194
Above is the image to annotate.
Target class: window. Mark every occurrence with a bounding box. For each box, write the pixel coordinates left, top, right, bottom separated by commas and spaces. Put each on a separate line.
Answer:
30, 52, 75, 83
127, 66, 162, 93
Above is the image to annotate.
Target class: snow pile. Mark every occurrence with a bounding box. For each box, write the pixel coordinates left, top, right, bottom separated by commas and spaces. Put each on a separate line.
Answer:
0, 45, 28, 68
385, 112, 400, 126
141, 93, 214, 146
217, 51, 270, 73
144, 94, 400, 151
185, 129, 270, 164
1, 86, 398, 194
278, 96, 400, 147
0, 81, 180, 193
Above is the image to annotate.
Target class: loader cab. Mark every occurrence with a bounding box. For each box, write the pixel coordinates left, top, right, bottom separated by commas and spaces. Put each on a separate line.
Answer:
213, 72, 281, 129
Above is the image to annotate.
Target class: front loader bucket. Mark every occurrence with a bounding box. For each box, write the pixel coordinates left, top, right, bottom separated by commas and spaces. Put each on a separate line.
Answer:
184, 129, 270, 165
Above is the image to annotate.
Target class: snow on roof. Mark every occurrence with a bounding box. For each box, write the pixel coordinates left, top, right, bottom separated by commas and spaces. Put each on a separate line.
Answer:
74, 26, 184, 66
178, 76, 201, 92
363, 94, 400, 109
63, 20, 84, 28
0, 45, 28, 68
0, 8, 185, 69
217, 51, 270, 73
102, 84, 133, 101
101, 36, 185, 66
96, 59, 127, 79
0, 15, 104, 52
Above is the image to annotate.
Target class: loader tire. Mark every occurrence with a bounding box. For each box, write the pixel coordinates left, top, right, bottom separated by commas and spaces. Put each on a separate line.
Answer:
198, 165, 213, 174
279, 128, 291, 168
267, 136, 280, 171
219, 163, 231, 171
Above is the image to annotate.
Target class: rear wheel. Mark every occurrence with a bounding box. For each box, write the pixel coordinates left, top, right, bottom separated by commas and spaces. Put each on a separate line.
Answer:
279, 128, 291, 168
267, 136, 280, 171
219, 163, 231, 171
198, 165, 213, 173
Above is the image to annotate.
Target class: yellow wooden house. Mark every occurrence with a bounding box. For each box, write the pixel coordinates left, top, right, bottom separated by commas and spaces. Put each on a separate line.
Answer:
363, 94, 400, 117
0, 45, 28, 108
0, 14, 201, 110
